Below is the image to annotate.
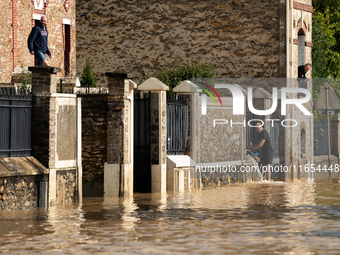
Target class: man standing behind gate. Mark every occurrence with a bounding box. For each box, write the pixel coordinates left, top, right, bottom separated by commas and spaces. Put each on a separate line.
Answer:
246, 122, 274, 181
27, 16, 52, 66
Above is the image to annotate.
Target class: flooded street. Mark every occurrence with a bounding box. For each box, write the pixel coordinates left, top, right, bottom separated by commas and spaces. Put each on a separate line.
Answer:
1, 180, 340, 254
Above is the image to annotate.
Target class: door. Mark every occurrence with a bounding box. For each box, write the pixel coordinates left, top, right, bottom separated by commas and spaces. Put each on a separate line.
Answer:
133, 93, 152, 192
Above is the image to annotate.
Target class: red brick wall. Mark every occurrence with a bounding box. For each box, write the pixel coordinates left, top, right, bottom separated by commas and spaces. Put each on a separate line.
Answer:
293, 1, 313, 13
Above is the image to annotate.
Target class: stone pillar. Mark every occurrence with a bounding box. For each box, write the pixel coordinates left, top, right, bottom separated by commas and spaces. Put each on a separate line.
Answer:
104, 72, 136, 197
30, 66, 79, 206
29, 66, 59, 169
173, 81, 201, 188
173, 81, 202, 158
138, 78, 169, 193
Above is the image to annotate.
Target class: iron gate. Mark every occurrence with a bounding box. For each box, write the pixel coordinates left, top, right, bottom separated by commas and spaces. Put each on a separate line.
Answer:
133, 93, 152, 193
314, 120, 332, 156
270, 119, 280, 158
166, 97, 188, 155
0, 88, 32, 157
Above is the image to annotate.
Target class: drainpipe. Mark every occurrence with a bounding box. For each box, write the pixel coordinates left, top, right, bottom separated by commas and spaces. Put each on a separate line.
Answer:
310, 108, 313, 180
287, 0, 295, 180
289, 0, 295, 180
285, 0, 290, 171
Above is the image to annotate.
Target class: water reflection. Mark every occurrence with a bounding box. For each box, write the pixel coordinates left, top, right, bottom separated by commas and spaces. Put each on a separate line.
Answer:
0, 180, 340, 254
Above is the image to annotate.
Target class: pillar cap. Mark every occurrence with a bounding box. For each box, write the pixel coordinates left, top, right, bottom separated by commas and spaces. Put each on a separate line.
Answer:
125, 79, 137, 90
105, 71, 128, 78
138, 78, 169, 91
28, 66, 61, 74
173, 80, 202, 93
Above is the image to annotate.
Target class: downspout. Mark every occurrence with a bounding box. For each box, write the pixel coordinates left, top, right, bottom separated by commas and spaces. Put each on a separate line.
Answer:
285, 0, 293, 179
290, 0, 295, 180
310, 104, 314, 180
285, 0, 289, 171
310, 7, 314, 179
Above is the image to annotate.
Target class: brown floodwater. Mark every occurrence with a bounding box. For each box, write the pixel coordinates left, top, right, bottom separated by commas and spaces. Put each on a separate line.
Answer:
1, 180, 340, 254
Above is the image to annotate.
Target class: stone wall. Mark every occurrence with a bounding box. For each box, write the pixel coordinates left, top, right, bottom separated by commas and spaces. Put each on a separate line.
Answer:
56, 170, 77, 204
17, 0, 35, 70
196, 97, 245, 163
31, 96, 53, 168
76, 0, 286, 87
80, 94, 108, 190
0, 0, 77, 83
106, 76, 128, 165
199, 165, 252, 187
0, 0, 13, 83
0, 175, 48, 211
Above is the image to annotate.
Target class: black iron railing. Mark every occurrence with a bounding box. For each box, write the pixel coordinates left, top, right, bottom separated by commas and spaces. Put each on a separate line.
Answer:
166, 96, 188, 155
0, 87, 32, 157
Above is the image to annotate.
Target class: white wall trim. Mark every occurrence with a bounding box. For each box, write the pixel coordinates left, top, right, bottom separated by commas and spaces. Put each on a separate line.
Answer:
63, 18, 71, 25
55, 160, 76, 168
33, 14, 43, 20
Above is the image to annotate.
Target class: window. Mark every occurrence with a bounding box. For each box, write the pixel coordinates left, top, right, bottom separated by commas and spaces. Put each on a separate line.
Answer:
298, 35, 305, 66
301, 129, 306, 157
64, 24, 71, 76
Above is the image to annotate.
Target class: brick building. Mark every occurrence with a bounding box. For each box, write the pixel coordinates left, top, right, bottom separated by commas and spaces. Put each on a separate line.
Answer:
0, 0, 76, 84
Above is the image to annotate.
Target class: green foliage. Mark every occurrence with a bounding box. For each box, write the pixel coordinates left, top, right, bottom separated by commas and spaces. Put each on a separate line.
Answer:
80, 58, 97, 88
19, 70, 32, 90
312, 1, 340, 119
138, 59, 218, 97
18, 62, 31, 90
312, 9, 340, 78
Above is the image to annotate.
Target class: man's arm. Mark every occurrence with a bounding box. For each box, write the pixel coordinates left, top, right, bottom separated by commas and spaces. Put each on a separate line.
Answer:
46, 42, 51, 57
248, 139, 265, 151
46, 47, 51, 58
27, 27, 38, 53
46, 30, 51, 57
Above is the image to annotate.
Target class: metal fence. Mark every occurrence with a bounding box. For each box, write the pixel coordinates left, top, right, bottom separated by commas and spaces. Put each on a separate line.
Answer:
0, 88, 32, 157
270, 120, 280, 158
166, 97, 188, 155
314, 120, 332, 156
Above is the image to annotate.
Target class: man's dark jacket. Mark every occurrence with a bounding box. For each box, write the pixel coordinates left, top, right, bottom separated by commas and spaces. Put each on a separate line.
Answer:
27, 25, 51, 55
298, 65, 307, 79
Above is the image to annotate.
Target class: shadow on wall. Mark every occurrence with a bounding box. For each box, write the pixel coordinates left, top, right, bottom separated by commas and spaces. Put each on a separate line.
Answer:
83, 182, 104, 197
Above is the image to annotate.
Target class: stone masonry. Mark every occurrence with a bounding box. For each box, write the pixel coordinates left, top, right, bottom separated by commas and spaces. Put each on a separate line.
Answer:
81, 94, 108, 194
30, 65, 80, 206
56, 170, 77, 204
0, 156, 49, 211
106, 72, 129, 165
0, 175, 48, 211
76, 0, 287, 87
30, 66, 60, 168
